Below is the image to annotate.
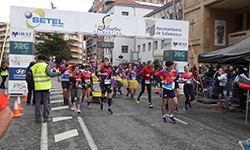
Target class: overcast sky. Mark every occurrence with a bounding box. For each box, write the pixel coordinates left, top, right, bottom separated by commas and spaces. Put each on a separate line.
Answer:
0, 0, 93, 22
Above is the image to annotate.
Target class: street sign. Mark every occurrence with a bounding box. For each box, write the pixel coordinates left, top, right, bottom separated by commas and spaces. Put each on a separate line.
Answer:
97, 42, 114, 48
118, 55, 123, 59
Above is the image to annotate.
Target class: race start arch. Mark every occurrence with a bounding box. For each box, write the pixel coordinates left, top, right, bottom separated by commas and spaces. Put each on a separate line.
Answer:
9, 6, 189, 94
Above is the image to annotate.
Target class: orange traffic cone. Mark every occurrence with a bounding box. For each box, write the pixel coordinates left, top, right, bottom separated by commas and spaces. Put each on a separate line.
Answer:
155, 89, 159, 94
4, 89, 10, 100
17, 96, 23, 110
145, 87, 148, 92
22, 90, 27, 101
13, 100, 23, 117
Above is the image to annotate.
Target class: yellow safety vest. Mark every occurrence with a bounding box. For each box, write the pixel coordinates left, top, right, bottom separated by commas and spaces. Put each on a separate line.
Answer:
31, 62, 51, 91
1, 67, 8, 76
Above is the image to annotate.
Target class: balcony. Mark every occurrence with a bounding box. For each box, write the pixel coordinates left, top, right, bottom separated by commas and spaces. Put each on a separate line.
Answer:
79, 55, 82, 59
71, 49, 79, 53
104, 0, 115, 4
0, 28, 6, 32
72, 54, 79, 58
70, 42, 79, 47
86, 40, 97, 48
69, 36, 79, 41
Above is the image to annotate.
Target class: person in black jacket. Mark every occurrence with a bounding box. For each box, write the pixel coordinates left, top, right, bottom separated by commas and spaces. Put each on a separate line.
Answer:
26, 61, 36, 105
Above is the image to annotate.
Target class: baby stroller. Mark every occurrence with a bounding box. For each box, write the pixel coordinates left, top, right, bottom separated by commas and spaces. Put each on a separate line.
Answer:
91, 78, 107, 102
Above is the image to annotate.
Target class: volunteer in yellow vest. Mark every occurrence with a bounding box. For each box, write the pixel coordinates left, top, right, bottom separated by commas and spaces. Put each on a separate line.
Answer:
32, 54, 65, 123
0, 62, 8, 89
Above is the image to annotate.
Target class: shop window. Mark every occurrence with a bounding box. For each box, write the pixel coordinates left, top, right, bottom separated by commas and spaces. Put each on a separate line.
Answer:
235, 13, 243, 31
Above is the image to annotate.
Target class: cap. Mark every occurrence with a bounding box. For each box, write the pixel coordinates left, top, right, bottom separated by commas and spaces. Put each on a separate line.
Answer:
38, 54, 46, 61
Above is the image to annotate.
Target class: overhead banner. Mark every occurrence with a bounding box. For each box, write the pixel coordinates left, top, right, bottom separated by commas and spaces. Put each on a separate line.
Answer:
10, 6, 189, 39
10, 28, 35, 42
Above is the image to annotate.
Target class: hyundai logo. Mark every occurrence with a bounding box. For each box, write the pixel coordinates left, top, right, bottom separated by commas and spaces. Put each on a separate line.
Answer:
16, 69, 26, 74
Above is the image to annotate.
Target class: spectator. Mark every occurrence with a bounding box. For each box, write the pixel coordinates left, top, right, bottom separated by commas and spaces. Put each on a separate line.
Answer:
0, 62, 8, 89
205, 64, 215, 78
26, 61, 36, 105
0, 92, 13, 139
217, 69, 227, 99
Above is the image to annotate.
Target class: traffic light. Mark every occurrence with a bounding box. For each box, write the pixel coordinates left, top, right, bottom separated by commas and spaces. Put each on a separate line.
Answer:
84, 35, 86, 41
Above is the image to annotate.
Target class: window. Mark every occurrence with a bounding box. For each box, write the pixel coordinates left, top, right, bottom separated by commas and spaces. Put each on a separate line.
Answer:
99, 0, 102, 2
159, 0, 164, 4
152, 0, 157, 2
122, 46, 128, 53
148, 42, 151, 51
154, 41, 157, 50
138, 45, 140, 52
143, 44, 146, 52
146, 0, 150, 2
247, 11, 250, 29
122, 11, 129, 16
161, 40, 164, 48
99, 7, 102, 12
235, 13, 243, 31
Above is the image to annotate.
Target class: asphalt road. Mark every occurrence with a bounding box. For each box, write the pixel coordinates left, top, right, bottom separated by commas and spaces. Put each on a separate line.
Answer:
1, 77, 250, 150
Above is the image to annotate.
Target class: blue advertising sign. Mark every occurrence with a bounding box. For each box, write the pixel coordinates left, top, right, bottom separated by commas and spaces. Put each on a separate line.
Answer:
10, 41, 34, 55
9, 67, 27, 80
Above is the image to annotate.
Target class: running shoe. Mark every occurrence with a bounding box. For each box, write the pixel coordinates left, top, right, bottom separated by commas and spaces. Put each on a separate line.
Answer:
71, 103, 75, 111
148, 103, 154, 108
88, 105, 91, 109
188, 102, 192, 108
166, 104, 169, 111
126, 92, 129, 97
161, 117, 167, 123
118, 90, 122, 95
183, 107, 188, 111
136, 97, 140, 104
168, 116, 176, 124
81, 100, 84, 106
100, 103, 104, 110
77, 109, 81, 113
175, 107, 178, 113
239, 140, 250, 150
108, 108, 113, 114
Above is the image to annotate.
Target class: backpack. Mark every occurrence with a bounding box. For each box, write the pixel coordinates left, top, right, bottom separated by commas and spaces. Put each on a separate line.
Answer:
25, 70, 33, 83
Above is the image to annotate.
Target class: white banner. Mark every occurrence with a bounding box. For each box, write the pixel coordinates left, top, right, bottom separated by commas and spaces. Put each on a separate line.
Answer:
9, 28, 35, 43
10, 6, 78, 33
171, 39, 188, 50
9, 54, 34, 68
10, 6, 189, 39
8, 80, 27, 94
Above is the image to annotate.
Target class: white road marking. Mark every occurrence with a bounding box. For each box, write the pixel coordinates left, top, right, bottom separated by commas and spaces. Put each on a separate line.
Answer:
41, 123, 48, 150
50, 91, 63, 95
54, 129, 79, 143
50, 100, 63, 104
165, 114, 188, 125
52, 117, 73, 122
51, 106, 69, 111
77, 117, 99, 150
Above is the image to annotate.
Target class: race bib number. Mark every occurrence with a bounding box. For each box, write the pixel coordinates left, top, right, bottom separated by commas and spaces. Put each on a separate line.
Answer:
92, 73, 95, 76
132, 77, 136, 80
104, 79, 111, 85
186, 79, 191, 84
119, 73, 123, 77
145, 80, 150, 84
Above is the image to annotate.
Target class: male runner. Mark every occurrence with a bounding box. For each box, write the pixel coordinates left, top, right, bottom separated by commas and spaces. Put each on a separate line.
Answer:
58, 58, 71, 105
97, 58, 114, 114
155, 61, 179, 124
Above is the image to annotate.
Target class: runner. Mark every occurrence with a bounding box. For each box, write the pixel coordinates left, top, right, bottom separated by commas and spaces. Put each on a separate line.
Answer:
81, 65, 93, 109
127, 62, 141, 100
69, 65, 87, 113
116, 64, 126, 95
181, 65, 200, 111
58, 58, 71, 105
125, 63, 133, 96
155, 61, 179, 123
166, 61, 180, 112
137, 61, 154, 108
97, 57, 114, 114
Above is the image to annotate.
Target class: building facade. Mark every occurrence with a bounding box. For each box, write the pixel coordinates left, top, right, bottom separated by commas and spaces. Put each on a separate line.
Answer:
0, 22, 10, 61
183, 0, 250, 65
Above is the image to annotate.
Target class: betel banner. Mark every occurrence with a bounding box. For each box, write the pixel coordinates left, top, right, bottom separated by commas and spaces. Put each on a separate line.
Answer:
8, 80, 27, 94
8, 67, 27, 81
10, 6, 189, 39
9, 54, 34, 68
10, 41, 34, 55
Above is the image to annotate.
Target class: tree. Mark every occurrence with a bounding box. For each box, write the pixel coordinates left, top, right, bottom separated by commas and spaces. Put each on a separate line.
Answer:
35, 32, 73, 64
153, 59, 159, 66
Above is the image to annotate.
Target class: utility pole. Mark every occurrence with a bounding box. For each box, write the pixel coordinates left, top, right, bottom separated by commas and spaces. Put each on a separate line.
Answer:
173, 0, 176, 20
